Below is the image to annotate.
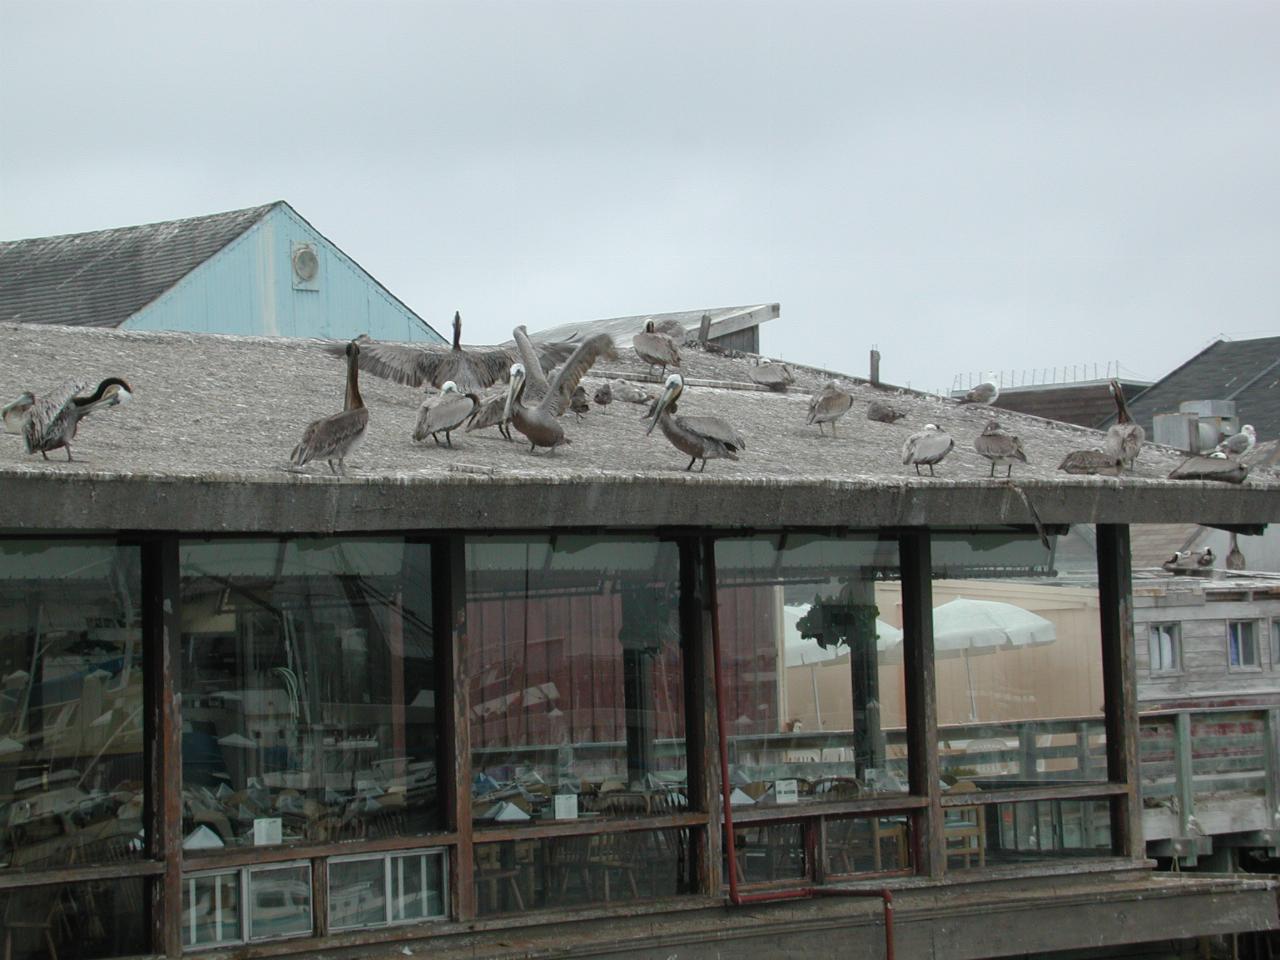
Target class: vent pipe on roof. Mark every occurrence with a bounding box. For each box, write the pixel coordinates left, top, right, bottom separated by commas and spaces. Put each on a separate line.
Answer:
870, 349, 881, 386
1152, 400, 1238, 454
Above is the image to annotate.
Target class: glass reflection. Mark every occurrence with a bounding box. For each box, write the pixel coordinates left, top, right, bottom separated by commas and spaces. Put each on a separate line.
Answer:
0, 541, 144, 871
0, 877, 147, 959
714, 536, 907, 807
944, 798, 1112, 872
247, 864, 311, 941
179, 539, 437, 850
466, 537, 686, 826
182, 871, 240, 948
825, 814, 912, 876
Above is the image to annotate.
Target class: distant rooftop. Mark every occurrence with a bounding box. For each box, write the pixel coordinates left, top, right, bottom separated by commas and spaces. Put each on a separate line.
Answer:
532, 304, 779, 346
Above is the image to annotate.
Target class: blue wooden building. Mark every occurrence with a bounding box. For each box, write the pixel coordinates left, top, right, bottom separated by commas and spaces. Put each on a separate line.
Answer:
0, 201, 445, 343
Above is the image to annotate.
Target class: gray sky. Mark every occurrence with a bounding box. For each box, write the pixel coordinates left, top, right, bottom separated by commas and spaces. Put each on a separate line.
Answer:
3, 0, 1277, 396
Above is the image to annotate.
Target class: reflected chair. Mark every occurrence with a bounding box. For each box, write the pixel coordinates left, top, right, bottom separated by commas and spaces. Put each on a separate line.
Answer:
944, 782, 987, 868
586, 832, 641, 902
474, 844, 525, 913
2, 885, 63, 960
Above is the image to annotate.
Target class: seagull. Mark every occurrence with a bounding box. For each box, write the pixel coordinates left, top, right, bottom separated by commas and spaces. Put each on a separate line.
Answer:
21, 378, 133, 461
593, 381, 613, 413
867, 400, 906, 424
807, 381, 854, 436
412, 381, 480, 447
633, 320, 681, 377
570, 385, 590, 421
504, 334, 618, 453
958, 375, 999, 405
973, 420, 1028, 477
1104, 379, 1144, 471
2, 391, 35, 435
1215, 424, 1256, 459
747, 359, 795, 393
902, 424, 954, 476
289, 339, 368, 475
645, 373, 745, 471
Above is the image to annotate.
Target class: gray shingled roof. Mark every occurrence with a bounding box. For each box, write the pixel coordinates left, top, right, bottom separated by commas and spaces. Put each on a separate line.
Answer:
0, 322, 1276, 534
0, 204, 276, 327
531, 304, 779, 346
1109, 336, 1280, 440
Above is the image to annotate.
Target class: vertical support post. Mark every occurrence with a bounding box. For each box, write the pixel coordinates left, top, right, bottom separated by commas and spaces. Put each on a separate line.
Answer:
434, 535, 474, 919
311, 857, 329, 939
870, 349, 881, 386
1175, 711, 1195, 838
900, 529, 943, 878
1096, 523, 1144, 860
682, 536, 722, 895
1266, 709, 1280, 837
142, 536, 182, 958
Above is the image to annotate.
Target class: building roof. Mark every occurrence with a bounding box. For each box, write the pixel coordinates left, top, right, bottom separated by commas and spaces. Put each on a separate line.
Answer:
0, 322, 1277, 534
0, 203, 278, 328
531, 304, 779, 346
1108, 336, 1280, 438
988, 379, 1151, 429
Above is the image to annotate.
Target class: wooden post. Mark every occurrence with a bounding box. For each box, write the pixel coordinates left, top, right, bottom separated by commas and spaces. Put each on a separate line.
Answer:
1096, 524, 1144, 860
900, 529, 943, 878
870, 349, 881, 386
1175, 711, 1195, 839
1267, 710, 1280, 837
683, 537, 722, 895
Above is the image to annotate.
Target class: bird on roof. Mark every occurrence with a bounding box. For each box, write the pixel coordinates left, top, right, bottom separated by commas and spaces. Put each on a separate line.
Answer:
504, 334, 618, 453
867, 400, 906, 424
570, 385, 590, 421
902, 424, 954, 476
807, 381, 854, 436
1226, 533, 1245, 571
747, 359, 795, 393
2, 391, 35, 435
1104, 378, 1144, 471
289, 339, 368, 475
1057, 449, 1122, 475
465, 325, 559, 441
645, 373, 745, 472
593, 381, 613, 413
1215, 424, 1256, 459
973, 420, 1028, 477
463, 388, 515, 441
412, 381, 480, 447
633, 320, 681, 376
1167, 454, 1249, 484
608, 379, 655, 405
330, 312, 578, 395
21, 378, 132, 461
652, 318, 688, 342
958, 375, 999, 405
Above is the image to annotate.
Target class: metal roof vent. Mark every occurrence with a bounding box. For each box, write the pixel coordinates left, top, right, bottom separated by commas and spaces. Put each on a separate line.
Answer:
291, 242, 319, 290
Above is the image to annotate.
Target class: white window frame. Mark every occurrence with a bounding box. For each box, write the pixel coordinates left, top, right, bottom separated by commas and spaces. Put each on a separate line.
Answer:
1147, 622, 1182, 675
1227, 620, 1262, 671
182, 868, 244, 951
328, 848, 449, 932
245, 860, 314, 944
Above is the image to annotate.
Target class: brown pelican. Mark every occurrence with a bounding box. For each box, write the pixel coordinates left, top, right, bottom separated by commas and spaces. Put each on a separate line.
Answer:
464, 326, 557, 440
2, 391, 35, 435
633, 320, 681, 376
652, 318, 688, 341
332, 312, 578, 394
1057, 449, 1122, 475
645, 373, 745, 471
413, 381, 480, 447
807, 381, 854, 436
747, 359, 795, 392
593, 381, 613, 412
973, 420, 1027, 477
1215, 424, 1256, 458
1104, 379, 1144, 470
958, 375, 999, 405
463, 389, 515, 441
570, 385, 590, 421
1226, 533, 1246, 570
504, 334, 618, 453
901, 424, 954, 476
290, 339, 368, 475
22, 378, 132, 461
608, 379, 655, 405
1167, 454, 1249, 484
867, 400, 906, 424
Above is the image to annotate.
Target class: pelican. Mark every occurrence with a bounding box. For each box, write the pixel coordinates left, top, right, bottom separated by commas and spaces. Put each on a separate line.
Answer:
902, 423, 954, 476
807, 381, 853, 436
22, 378, 132, 461
867, 400, 906, 424
1215, 424, 1256, 459
973, 420, 1027, 477
463, 389, 515, 441
290, 339, 368, 475
504, 334, 618, 453
413, 381, 480, 447
331, 312, 578, 395
593, 381, 613, 413
2, 391, 35, 435
570, 385, 590, 421
1167, 454, 1249, 484
465, 326, 559, 440
1104, 379, 1144, 470
608, 379, 655, 405
645, 373, 746, 472
633, 320, 681, 376
958, 375, 999, 405
1058, 449, 1122, 475
747, 359, 795, 392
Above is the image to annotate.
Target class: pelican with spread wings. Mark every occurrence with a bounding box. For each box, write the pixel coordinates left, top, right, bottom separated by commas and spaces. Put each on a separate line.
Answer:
503, 334, 619, 453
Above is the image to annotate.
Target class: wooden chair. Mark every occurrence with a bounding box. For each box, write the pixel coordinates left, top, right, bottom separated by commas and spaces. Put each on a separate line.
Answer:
474, 844, 525, 913
2, 886, 63, 960
944, 782, 987, 868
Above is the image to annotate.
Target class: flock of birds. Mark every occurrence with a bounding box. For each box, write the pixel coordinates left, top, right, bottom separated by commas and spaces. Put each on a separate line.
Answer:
0, 316, 1261, 484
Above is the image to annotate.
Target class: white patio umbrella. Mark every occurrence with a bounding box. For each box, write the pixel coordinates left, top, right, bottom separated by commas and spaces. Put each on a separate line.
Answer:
783, 604, 902, 730
931, 597, 1056, 720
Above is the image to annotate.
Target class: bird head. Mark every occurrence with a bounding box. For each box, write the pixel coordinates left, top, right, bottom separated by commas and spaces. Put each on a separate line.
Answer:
646, 373, 684, 436
97, 378, 134, 406
644, 319, 656, 333
1243, 424, 1256, 438
983, 420, 1001, 434
440, 381, 459, 396
503, 363, 526, 420
924, 423, 940, 431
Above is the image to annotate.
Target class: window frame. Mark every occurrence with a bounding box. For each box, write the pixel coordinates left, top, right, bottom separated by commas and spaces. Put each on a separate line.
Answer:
1148, 622, 1183, 676
1227, 619, 1262, 671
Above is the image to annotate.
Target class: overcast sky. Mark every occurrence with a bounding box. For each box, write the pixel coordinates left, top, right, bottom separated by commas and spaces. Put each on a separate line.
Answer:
2, 0, 1277, 395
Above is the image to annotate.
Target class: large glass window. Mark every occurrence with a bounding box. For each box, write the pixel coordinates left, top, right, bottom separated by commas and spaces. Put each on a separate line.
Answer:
714, 535, 907, 807
466, 537, 686, 827
0, 541, 145, 872
178, 539, 437, 851
931, 530, 1105, 789
1, 877, 148, 959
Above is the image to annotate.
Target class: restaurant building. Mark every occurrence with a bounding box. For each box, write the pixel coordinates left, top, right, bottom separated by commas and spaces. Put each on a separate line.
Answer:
0, 320, 1276, 959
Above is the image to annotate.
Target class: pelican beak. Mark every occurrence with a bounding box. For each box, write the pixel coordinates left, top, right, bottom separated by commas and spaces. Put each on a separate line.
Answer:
645, 383, 675, 436
503, 368, 524, 422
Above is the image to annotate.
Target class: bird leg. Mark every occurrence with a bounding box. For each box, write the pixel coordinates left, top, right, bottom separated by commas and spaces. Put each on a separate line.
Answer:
433, 433, 444, 447
914, 463, 921, 476
929, 464, 936, 477
700, 459, 707, 473
327, 460, 338, 475
446, 432, 454, 448
1006, 464, 1013, 478
41, 450, 49, 461
831, 423, 837, 438
990, 463, 996, 478
66, 447, 74, 462
686, 456, 697, 471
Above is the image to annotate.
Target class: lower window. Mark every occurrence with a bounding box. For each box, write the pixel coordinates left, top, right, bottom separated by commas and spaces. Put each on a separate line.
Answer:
329, 850, 448, 931
0, 878, 148, 960
183, 862, 313, 949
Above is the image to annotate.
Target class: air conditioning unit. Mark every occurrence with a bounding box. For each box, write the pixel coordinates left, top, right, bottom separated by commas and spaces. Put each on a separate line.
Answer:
1152, 400, 1237, 453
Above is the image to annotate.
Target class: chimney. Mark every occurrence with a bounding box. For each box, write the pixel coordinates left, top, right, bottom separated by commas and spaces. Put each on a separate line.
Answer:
870, 349, 881, 386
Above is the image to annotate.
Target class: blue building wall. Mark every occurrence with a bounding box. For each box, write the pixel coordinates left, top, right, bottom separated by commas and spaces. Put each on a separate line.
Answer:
123, 204, 444, 343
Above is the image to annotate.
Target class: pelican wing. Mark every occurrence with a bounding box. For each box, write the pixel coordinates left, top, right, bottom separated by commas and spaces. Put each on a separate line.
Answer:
292, 407, 369, 465
465, 393, 509, 432
808, 383, 852, 424
1168, 456, 1250, 484
512, 326, 552, 399
747, 364, 794, 389
23, 380, 85, 451
633, 331, 680, 367
540, 334, 618, 417
415, 393, 478, 438
677, 416, 745, 452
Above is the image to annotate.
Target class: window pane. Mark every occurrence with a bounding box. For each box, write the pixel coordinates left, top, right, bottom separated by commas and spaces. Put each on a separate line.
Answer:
0, 877, 148, 959
389, 851, 446, 922
725, 821, 807, 884
714, 535, 907, 807
932, 529, 1106, 791
1273, 621, 1280, 666
329, 858, 387, 930
475, 830, 692, 915
1228, 621, 1259, 668
182, 871, 240, 947
247, 864, 311, 941
178, 539, 438, 850
825, 814, 912, 876
0, 541, 145, 871
466, 537, 686, 826
945, 798, 1112, 872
